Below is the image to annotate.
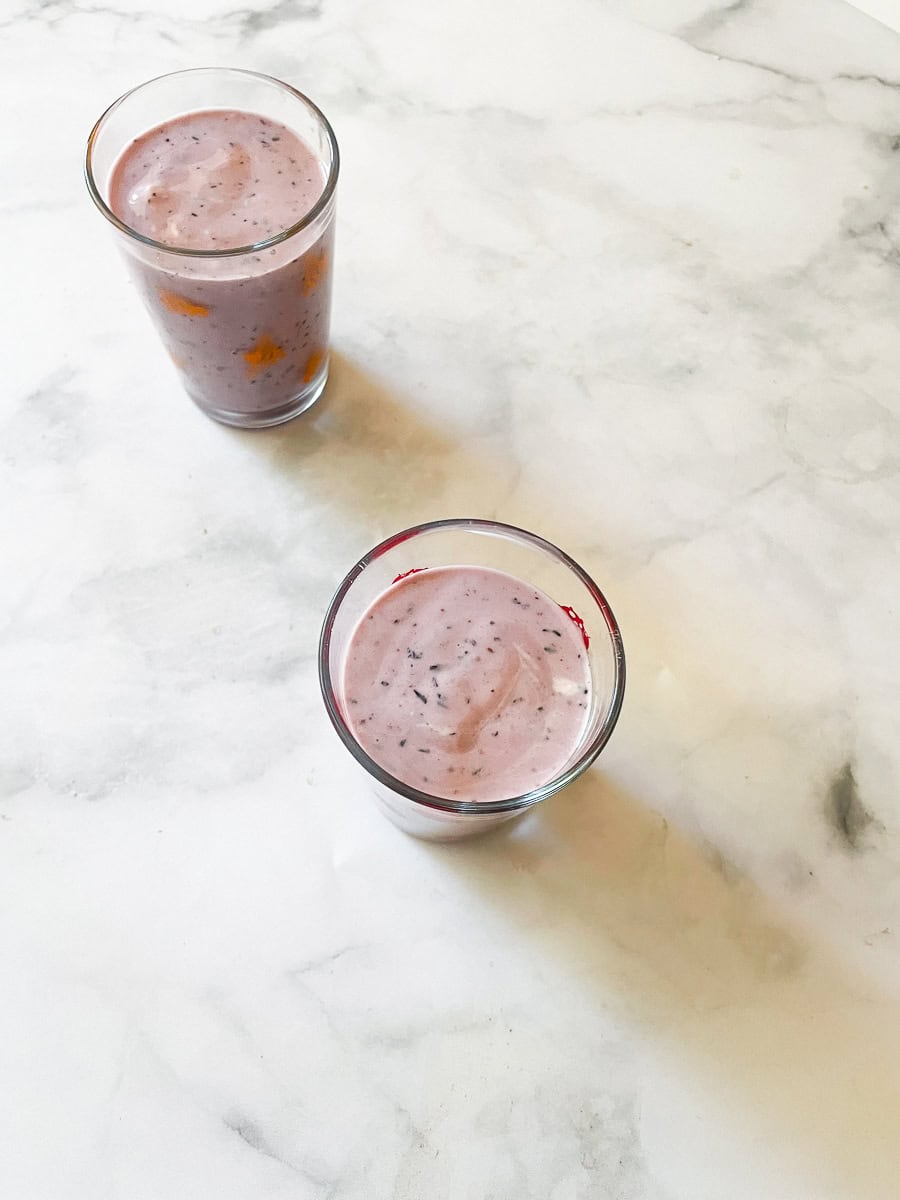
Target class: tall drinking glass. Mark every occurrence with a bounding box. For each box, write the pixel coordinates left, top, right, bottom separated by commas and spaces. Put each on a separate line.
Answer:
85, 68, 338, 428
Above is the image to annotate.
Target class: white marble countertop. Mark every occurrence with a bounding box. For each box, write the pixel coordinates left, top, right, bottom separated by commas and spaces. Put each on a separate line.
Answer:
3, 0, 900, 1196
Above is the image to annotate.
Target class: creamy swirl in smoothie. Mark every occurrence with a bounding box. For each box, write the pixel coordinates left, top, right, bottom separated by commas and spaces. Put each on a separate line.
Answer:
342, 566, 592, 802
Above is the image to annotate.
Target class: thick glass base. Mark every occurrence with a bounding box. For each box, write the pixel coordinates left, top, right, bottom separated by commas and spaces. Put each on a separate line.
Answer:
367, 774, 530, 841
190, 365, 329, 429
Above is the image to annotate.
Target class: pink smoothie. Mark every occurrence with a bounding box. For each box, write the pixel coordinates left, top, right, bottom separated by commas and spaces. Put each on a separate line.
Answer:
108, 108, 333, 420
342, 567, 592, 802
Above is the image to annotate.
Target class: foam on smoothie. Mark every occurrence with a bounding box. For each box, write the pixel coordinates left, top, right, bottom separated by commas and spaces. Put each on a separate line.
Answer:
109, 109, 323, 250
342, 566, 592, 802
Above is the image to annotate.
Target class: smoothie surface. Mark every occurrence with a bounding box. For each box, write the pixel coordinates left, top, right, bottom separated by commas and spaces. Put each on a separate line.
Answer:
342, 566, 592, 802
109, 108, 324, 250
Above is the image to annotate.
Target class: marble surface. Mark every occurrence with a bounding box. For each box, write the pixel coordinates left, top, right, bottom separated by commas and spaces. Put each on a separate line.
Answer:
3, 0, 900, 1195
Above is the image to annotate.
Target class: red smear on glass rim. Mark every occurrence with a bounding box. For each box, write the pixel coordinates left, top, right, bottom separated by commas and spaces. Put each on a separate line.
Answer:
392, 567, 426, 584
560, 604, 590, 649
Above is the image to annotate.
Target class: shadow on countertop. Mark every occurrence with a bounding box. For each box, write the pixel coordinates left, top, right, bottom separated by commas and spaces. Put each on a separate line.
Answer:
229, 350, 503, 538
241, 347, 900, 1196
431, 772, 900, 1200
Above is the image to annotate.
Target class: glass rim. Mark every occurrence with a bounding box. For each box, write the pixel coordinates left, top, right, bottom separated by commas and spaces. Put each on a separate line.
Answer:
84, 67, 340, 260
318, 518, 627, 816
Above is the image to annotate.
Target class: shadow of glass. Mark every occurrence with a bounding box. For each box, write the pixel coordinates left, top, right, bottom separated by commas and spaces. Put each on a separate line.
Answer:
234, 350, 519, 537
233, 346, 897, 1195
425, 772, 900, 1198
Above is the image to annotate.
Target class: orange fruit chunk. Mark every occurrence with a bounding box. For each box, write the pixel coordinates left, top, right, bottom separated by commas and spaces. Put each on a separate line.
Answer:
159, 290, 209, 317
244, 335, 286, 377
302, 349, 324, 383
302, 249, 328, 296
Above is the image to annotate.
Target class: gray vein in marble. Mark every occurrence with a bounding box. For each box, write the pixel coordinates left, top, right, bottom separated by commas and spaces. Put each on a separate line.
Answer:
2, 366, 84, 468
361, 1014, 492, 1052
226, 0, 321, 37
618, 469, 790, 570
0, 0, 147, 29
636, 91, 817, 130
684, 44, 813, 86
826, 761, 883, 852
704, 843, 746, 887
287, 943, 367, 976
844, 215, 900, 269
675, 6, 815, 87
222, 1110, 308, 1177
0, 0, 321, 35
836, 71, 900, 90
678, 0, 755, 42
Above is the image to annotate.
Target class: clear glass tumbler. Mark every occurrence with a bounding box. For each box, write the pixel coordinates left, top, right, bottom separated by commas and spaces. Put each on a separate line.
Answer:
85, 68, 339, 428
319, 519, 626, 841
